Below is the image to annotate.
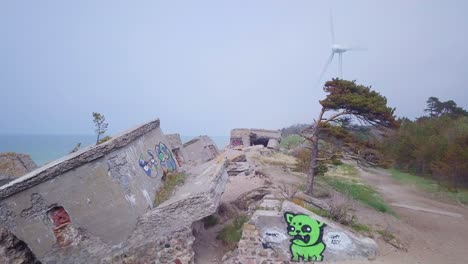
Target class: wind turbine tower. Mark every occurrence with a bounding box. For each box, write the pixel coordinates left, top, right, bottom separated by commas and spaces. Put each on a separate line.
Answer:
317, 10, 366, 84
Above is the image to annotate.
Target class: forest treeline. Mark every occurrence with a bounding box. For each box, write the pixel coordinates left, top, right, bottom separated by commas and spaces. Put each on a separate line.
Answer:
381, 97, 468, 189
281, 96, 468, 189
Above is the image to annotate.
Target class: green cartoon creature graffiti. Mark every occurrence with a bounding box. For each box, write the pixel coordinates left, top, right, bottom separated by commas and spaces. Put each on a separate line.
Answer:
284, 212, 326, 262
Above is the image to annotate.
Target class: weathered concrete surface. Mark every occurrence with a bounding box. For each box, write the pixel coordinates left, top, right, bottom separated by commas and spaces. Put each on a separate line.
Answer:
166, 133, 187, 167
225, 197, 378, 263
0, 119, 162, 199
266, 139, 280, 150
227, 162, 251, 176
0, 119, 184, 260
183, 136, 219, 165
0, 153, 38, 185
40, 157, 229, 264
0, 228, 40, 264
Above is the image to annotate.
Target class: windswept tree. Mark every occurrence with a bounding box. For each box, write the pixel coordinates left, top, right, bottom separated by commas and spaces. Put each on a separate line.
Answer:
424, 96, 467, 118
92, 112, 108, 144
304, 79, 398, 195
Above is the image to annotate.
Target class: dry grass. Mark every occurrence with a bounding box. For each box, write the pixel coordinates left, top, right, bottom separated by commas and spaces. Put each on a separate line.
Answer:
250, 152, 297, 167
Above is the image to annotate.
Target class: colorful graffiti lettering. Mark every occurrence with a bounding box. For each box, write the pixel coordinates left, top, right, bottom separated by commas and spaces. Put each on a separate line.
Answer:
231, 138, 243, 146
139, 150, 159, 177
284, 212, 326, 262
156, 142, 177, 173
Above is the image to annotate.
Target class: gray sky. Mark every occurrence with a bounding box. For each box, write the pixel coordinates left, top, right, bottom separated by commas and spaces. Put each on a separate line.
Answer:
1, 0, 467, 136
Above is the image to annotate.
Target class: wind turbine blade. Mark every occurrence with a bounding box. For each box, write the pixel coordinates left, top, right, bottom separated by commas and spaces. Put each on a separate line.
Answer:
329, 9, 335, 43
345, 46, 367, 51
316, 52, 335, 87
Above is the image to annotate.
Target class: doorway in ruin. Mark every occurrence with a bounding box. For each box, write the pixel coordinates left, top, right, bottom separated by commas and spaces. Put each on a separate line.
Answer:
173, 148, 184, 167
250, 135, 269, 147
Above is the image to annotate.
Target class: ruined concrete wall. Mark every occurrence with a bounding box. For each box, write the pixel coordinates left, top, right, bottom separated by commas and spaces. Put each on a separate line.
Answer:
183, 136, 219, 165
250, 129, 281, 141
230, 129, 281, 147
230, 129, 250, 147
0, 228, 40, 264
39, 158, 228, 264
0, 119, 182, 260
0, 152, 37, 178
166, 133, 187, 167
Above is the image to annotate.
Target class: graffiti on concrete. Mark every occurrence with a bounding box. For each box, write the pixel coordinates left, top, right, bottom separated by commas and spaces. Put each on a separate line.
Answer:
139, 150, 159, 177
230, 138, 243, 146
263, 229, 288, 244
284, 212, 326, 262
156, 143, 177, 173
323, 231, 352, 250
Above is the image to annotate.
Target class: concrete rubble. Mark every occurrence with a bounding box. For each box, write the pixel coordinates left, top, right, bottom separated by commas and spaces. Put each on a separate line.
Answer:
223, 197, 378, 263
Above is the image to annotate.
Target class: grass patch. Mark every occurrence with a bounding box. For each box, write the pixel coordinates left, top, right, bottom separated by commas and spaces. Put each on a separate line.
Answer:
324, 176, 393, 214
377, 229, 395, 241
280, 134, 303, 150
350, 220, 372, 233
390, 169, 468, 204
250, 152, 297, 167
216, 215, 249, 248
305, 205, 329, 218
154, 172, 187, 206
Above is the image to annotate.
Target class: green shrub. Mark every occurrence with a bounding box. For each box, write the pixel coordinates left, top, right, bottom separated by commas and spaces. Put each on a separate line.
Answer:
154, 173, 187, 206
216, 215, 249, 248
280, 134, 304, 150
202, 214, 219, 228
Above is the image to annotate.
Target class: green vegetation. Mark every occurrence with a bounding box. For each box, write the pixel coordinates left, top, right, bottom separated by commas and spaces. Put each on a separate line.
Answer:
311, 164, 394, 214
350, 220, 371, 233
154, 172, 187, 206
216, 215, 249, 248
202, 214, 219, 228
376, 229, 395, 241
391, 170, 468, 204
92, 112, 109, 145
304, 79, 398, 195
97, 135, 112, 144
304, 205, 329, 218
382, 97, 468, 190
280, 134, 303, 150
324, 176, 392, 213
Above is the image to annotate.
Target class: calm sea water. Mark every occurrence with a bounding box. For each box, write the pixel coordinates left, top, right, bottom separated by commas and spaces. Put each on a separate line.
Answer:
0, 134, 229, 166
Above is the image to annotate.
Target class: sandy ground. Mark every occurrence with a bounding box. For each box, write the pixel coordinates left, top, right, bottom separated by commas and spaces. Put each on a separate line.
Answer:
349, 167, 468, 264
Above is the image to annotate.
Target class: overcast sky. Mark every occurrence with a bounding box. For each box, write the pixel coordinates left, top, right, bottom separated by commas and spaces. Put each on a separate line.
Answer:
1, 0, 467, 137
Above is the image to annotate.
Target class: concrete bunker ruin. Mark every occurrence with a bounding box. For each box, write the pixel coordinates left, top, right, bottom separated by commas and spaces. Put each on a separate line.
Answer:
0, 119, 228, 263
230, 128, 281, 149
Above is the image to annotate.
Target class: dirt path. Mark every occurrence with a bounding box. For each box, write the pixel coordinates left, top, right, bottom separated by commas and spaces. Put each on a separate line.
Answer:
356, 167, 468, 264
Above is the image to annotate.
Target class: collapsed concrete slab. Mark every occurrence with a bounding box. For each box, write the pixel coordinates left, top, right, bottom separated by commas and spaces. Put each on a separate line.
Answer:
224, 198, 378, 263
183, 135, 219, 165
230, 128, 281, 148
0, 119, 229, 264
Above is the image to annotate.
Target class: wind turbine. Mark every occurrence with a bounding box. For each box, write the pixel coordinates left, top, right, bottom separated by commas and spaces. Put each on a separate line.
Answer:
316, 10, 366, 84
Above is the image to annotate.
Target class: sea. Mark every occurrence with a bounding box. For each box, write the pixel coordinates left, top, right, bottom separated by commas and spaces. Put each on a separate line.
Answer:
0, 134, 229, 166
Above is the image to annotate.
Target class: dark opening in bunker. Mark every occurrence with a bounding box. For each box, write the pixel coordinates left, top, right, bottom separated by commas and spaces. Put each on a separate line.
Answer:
251, 137, 269, 147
